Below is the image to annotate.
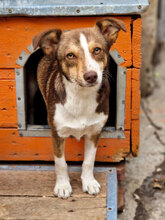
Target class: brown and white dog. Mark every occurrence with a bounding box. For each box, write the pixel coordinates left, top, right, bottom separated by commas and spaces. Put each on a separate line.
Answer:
32, 18, 126, 199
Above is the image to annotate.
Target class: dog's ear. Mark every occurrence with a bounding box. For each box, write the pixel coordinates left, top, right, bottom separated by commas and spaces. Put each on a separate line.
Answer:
95, 18, 126, 46
32, 29, 62, 56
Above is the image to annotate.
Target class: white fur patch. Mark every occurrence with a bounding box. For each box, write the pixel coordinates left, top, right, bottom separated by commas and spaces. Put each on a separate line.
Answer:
54, 77, 107, 140
80, 33, 102, 84
54, 155, 72, 199
81, 136, 101, 194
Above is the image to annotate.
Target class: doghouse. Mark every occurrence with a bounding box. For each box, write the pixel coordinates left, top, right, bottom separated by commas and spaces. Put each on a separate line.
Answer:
0, 1, 149, 163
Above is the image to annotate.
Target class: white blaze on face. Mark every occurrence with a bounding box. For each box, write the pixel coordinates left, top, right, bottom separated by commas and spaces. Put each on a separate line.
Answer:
80, 33, 102, 84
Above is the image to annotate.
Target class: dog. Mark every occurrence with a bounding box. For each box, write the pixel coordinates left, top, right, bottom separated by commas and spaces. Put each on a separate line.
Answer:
32, 18, 126, 199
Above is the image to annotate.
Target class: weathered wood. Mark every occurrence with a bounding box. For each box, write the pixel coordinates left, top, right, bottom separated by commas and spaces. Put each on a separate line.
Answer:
0, 69, 15, 80
0, 170, 107, 219
131, 69, 140, 156
0, 197, 106, 220
0, 80, 17, 128
0, 164, 126, 214
0, 16, 133, 163
0, 129, 130, 162
0, 16, 132, 68
131, 69, 140, 120
0, 171, 107, 197
132, 18, 142, 68
0, 16, 142, 163
131, 119, 140, 157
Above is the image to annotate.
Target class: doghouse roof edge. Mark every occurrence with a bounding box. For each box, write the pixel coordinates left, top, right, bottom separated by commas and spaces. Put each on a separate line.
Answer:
0, 0, 149, 16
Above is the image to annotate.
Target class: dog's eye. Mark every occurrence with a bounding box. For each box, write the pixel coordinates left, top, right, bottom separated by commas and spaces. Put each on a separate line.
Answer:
66, 53, 75, 59
93, 47, 101, 55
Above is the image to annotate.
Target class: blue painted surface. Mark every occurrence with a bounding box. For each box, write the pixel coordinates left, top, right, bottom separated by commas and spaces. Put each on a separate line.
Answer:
107, 168, 118, 220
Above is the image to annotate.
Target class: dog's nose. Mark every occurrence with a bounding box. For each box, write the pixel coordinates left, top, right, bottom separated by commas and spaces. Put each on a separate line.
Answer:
83, 71, 98, 84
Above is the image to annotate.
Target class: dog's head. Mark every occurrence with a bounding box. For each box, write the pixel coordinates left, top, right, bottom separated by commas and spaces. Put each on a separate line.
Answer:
33, 18, 126, 87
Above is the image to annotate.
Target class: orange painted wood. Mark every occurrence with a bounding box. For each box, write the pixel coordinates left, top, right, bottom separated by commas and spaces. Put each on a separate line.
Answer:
0, 16, 142, 162
131, 69, 140, 120
0, 69, 131, 131
0, 129, 130, 162
131, 119, 140, 157
0, 69, 15, 80
125, 69, 131, 130
0, 69, 131, 160
131, 69, 140, 156
132, 18, 142, 68
0, 16, 131, 68
0, 80, 17, 128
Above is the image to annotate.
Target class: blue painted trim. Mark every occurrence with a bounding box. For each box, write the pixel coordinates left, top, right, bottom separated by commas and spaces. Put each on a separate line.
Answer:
107, 168, 118, 220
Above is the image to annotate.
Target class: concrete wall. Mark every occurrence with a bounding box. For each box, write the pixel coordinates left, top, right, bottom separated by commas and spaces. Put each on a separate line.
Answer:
141, 0, 159, 97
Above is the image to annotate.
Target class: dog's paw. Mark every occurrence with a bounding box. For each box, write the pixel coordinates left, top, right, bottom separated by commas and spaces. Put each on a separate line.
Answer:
82, 178, 101, 195
54, 180, 72, 199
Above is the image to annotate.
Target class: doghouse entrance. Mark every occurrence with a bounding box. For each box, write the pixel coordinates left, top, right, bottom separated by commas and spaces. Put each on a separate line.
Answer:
25, 49, 47, 126
25, 50, 117, 127
15, 47, 126, 138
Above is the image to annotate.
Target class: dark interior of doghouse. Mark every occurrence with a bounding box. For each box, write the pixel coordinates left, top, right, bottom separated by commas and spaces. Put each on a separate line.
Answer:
24, 49, 117, 128
24, 49, 47, 126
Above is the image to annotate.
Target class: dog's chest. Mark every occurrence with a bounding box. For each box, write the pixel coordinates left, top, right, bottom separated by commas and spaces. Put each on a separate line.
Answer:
54, 83, 107, 140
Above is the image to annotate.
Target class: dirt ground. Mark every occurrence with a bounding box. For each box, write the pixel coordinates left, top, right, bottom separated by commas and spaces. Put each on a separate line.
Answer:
119, 46, 165, 220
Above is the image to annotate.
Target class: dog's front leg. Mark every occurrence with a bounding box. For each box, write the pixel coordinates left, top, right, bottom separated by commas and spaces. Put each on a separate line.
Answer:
52, 133, 72, 199
81, 134, 101, 195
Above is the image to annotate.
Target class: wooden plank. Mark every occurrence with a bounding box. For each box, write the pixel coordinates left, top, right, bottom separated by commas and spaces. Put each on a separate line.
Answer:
132, 18, 142, 68
0, 171, 107, 197
0, 80, 17, 128
131, 68, 140, 156
111, 17, 132, 67
0, 16, 132, 68
0, 129, 130, 162
0, 170, 106, 219
131, 119, 140, 157
0, 69, 15, 80
131, 69, 140, 120
0, 197, 106, 220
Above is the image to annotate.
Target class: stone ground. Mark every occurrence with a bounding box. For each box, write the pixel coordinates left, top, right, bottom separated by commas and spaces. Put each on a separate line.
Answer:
119, 46, 165, 220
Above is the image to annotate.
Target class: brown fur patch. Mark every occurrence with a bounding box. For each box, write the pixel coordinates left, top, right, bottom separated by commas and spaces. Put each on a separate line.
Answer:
51, 127, 65, 158
96, 75, 110, 115
37, 53, 66, 158
32, 29, 62, 55
95, 18, 126, 47
90, 133, 101, 147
